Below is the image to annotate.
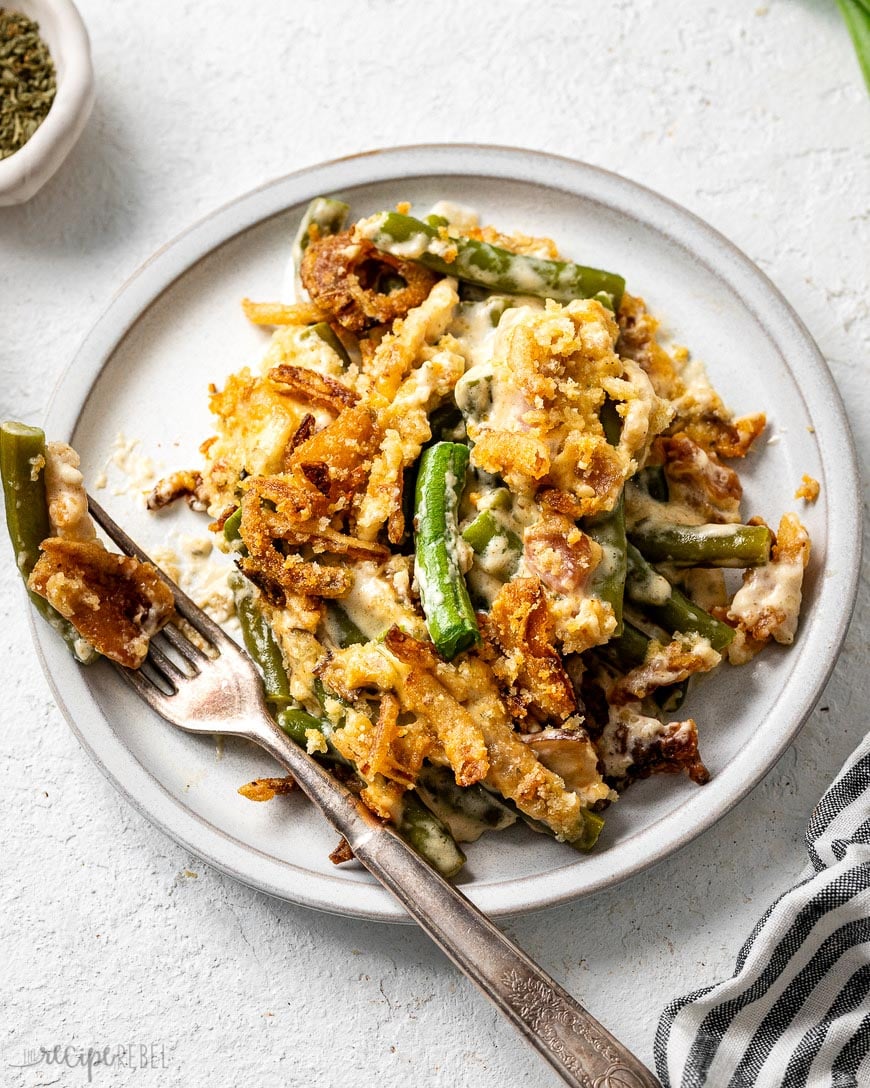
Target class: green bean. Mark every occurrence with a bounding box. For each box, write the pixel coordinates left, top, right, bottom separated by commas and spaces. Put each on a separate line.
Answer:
499, 794, 604, 852
585, 496, 627, 636
414, 442, 480, 659
417, 763, 517, 840
625, 543, 734, 650
569, 808, 605, 851
223, 506, 243, 547
228, 572, 292, 709
653, 681, 688, 715
363, 212, 625, 310
454, 367, 493, 426
425, 403, 465, 445
0, 421, 96, 663
302, 322, 351, 369
633, 464, 669, 503
277, 706, 334, 749
461, 509, 522, 560
323, 602, 367, 648
292, 196, 349, 267
598, 619, 651, 672
584, 399, 627, 634
396, 792, 467, 879
628, 521, 772, 568
277, 709, 466, 877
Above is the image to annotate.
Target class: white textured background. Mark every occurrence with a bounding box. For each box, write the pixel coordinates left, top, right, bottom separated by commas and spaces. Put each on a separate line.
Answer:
1, 2, 868, 1085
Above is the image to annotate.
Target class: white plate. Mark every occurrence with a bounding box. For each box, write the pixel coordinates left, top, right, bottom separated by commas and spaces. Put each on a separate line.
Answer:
36, 145, 861, 922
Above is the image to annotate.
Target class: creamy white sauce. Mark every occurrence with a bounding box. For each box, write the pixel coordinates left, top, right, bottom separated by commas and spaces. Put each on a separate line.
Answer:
428, 200, 480, 233
43, 442, 97, 541
339, 561, 419, 640
728, 559, 804, 644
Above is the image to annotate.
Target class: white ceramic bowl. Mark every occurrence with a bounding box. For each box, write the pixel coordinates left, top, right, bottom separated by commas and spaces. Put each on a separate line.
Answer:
0, 0, 94, 206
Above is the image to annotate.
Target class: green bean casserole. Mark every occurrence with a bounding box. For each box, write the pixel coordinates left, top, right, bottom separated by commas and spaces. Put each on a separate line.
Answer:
2, 196, 814, 877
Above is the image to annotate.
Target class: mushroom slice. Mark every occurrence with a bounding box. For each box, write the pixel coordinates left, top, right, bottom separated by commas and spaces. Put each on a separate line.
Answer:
521, 727, 610, 804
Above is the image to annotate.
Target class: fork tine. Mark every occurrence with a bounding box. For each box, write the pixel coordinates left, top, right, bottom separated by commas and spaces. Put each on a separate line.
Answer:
113, 657, 169, 706
146, 639, 186, 687
87, 494, 232, 651
159, 622, 207, 666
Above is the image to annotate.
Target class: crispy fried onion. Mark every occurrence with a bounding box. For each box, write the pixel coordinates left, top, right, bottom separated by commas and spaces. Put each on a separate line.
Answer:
318, 632, 610, 828
283, 403, 384, 517
239, 476, 387, 603
238, 403, 389, 603
147, 469, 210, 512
237, 776, 296, 802
660, 434, 742, 522
617, 294, 765, 459
313, 644, 433, 820
241, 298, 326, 326
384, 629, 611, 826
269, 363, 359, 413
356, 345, 466, 544
597, 704, 709, 786
329, 693, 434, 815
607, 633, 721, 706
300, 229, 438, 333
360, 277, 460, 403
482, 576, 577, 723
469, 299, 672, 515
329, 837, 355, 865
235, 402, 388, 604
28, 538, 174, 668
725, 512, 810, 664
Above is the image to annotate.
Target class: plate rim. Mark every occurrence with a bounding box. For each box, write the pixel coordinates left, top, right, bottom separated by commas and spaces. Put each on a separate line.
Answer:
36, 143, 863, 923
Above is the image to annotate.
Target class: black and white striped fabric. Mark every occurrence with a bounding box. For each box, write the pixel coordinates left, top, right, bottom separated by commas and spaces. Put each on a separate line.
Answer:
656, 734, 870, 1087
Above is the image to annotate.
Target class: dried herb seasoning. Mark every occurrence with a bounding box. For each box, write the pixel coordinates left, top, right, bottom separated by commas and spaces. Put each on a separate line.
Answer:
0, 7, 56, 160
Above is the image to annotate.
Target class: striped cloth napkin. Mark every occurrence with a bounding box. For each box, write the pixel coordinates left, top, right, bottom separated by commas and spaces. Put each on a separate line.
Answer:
655, 733, 870, 1087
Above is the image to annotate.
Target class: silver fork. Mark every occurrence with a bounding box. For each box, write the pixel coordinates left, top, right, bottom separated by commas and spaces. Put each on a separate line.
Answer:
88, 494, 661, 1088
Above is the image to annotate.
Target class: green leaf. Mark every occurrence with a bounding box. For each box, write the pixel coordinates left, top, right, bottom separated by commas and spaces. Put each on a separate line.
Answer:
838, 0, 870, 93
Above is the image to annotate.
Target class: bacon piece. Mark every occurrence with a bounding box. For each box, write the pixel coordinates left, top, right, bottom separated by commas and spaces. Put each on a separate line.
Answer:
523, 513, 600, 596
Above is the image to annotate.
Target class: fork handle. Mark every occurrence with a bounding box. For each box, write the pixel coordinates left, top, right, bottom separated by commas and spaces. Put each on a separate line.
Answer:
256, 715, 661, 1088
